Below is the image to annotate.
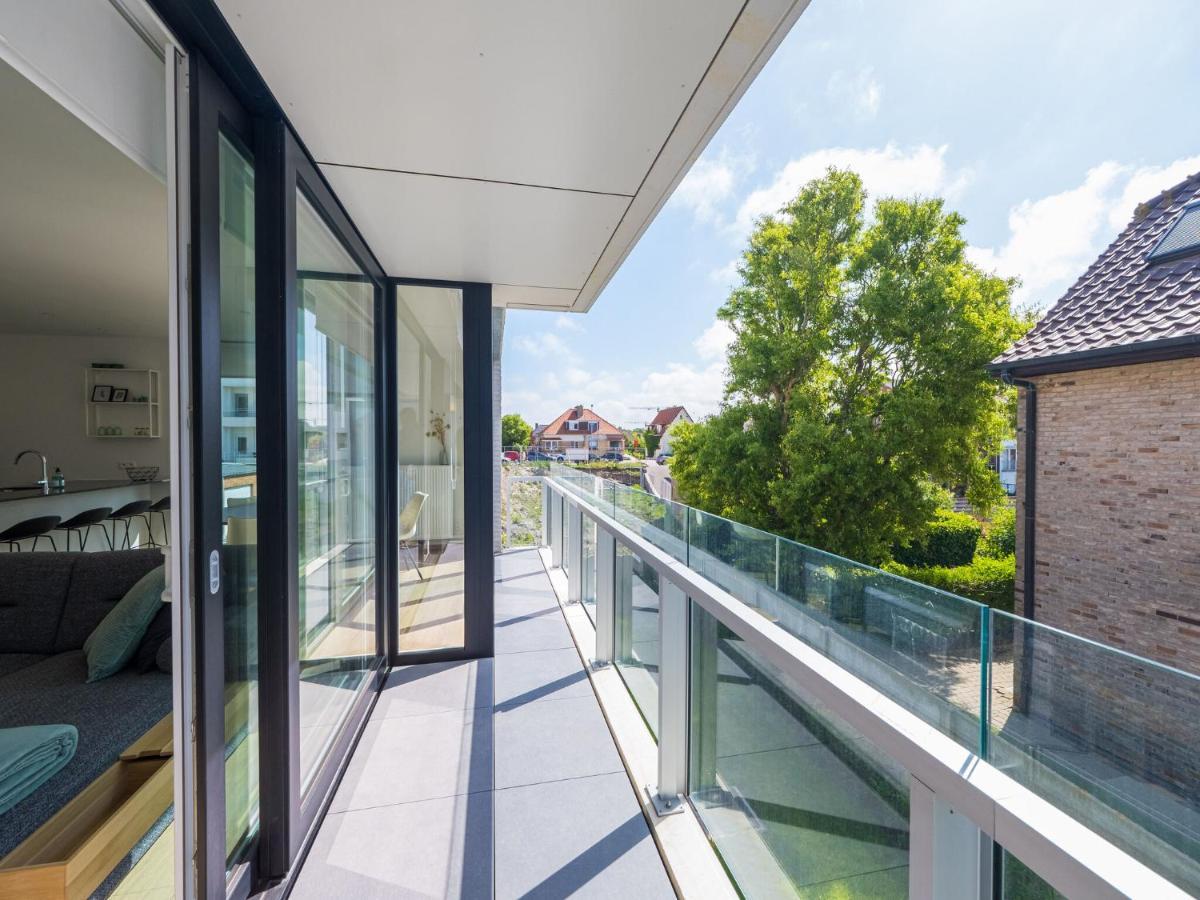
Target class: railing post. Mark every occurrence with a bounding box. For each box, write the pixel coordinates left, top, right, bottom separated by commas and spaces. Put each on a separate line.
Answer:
774, 535, 781, 591
594, 528, 616, 665
541, 481, 551, 548
567, 501, 582, 603
650, 577, 688, 816
910, 776, 986, 899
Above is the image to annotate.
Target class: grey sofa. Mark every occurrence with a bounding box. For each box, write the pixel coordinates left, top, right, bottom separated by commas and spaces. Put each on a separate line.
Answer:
0, 550, 171, 857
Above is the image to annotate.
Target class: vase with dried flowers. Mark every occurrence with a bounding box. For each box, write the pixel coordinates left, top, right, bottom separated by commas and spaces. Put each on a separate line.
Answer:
427, 411, 450, 465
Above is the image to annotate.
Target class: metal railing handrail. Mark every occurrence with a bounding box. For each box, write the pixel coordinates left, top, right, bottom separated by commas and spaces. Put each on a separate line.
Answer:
542, 473, 1187, 900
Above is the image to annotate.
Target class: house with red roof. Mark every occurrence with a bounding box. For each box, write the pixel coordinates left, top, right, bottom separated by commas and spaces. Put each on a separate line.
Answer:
531, 405, 626, 460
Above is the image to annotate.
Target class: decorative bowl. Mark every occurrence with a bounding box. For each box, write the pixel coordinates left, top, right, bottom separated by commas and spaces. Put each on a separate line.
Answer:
120, 464, 159, 483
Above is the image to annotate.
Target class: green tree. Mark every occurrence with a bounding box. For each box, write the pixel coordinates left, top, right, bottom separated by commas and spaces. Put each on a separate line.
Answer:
671, 169, 1029, 564
501, 413, 532, 448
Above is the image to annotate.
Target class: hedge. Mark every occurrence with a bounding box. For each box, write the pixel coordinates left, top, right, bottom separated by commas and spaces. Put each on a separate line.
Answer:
979, 506, 1016, 559
892, 509, 981, 568
885, 555, 1016, 612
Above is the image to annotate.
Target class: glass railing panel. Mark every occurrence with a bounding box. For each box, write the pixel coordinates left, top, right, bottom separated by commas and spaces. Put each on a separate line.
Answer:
614, 540, 660, 737
999, 850, 1065, 899
689, 602, 911, 897
611, 481, 688, 557
499, 465, 545, 549
688, 507, 985, 752
989, 610, 1200, 894
581, 516, 597, 624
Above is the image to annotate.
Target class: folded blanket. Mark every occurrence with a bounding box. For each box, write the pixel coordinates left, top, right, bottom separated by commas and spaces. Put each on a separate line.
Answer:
0, 724, 78, 815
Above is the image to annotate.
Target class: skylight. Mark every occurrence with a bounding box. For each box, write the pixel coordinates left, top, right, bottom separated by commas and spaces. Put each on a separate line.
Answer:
1147, 202, 1200, 262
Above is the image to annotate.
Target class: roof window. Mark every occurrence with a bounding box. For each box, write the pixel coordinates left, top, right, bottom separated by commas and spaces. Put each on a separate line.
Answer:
1147, 202, 1200, 262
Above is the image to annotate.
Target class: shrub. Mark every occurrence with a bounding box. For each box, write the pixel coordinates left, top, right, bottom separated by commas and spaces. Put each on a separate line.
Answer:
885, 555, 1016, 612
979, 506, 1016, 559
892, 509, 981, 568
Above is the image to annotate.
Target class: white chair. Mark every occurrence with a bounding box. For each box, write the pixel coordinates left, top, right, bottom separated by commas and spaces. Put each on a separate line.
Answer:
398, 491, 428, 581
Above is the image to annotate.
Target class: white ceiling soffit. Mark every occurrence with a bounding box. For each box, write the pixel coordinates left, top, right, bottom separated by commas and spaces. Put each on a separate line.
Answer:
214, 0, 810, 311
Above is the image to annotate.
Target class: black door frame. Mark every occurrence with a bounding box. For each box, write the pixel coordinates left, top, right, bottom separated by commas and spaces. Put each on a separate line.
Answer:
190, 51, 258, 900
387, 278, 494, 666
253, 121, 390, 888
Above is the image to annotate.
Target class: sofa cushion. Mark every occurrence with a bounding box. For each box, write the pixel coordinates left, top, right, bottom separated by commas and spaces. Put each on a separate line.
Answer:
0, 651, 172, 856
0, 653, 47, 678
134, 604, 172, 674
53, 550, 162, 653
0, 555, 73, 654
83, 565, 165, 682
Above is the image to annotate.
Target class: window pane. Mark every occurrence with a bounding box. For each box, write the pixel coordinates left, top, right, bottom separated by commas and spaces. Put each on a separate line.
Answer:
295, 190, 377, 789
396, 285, 464, 652
218, 132, 258, 864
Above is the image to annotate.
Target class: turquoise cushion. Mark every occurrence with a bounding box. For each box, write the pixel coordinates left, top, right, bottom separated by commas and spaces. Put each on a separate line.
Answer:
83, 565, 165, 682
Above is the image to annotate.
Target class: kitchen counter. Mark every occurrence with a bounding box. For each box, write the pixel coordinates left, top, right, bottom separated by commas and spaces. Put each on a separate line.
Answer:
0, 479, 170, 550
0, 478, 168, 502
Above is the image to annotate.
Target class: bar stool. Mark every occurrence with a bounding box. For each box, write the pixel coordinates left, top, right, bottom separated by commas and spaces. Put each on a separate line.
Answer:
0, 515, 62, 551
55, 507, 113, 552
147, 496, 171, 547
107, 500, 153, 549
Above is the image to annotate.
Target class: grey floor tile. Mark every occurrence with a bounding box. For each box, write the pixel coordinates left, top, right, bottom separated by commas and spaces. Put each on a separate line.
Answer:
293, 791, 493, 900
494, 694, 623, 789
494, 772, 674, 900
374, 659, 493, 719
330, 708, 492, 812
493, 610, 575, 654
494, 646, 592, 711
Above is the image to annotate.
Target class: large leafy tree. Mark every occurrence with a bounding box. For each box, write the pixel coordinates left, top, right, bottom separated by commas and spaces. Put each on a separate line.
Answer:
672, 169, 1028, 564
501, 413, 532, 448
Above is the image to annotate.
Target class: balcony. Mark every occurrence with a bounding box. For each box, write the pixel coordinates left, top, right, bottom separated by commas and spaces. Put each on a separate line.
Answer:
295, 467, 1199, 898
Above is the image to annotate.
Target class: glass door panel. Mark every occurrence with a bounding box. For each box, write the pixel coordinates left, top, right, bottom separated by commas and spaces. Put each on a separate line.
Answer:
395, 285, 465, 652
295, 189, 377, 789
218, 131, 260, 865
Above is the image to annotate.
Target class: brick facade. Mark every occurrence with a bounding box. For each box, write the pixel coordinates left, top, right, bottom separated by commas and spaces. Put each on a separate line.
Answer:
1015, 357, 1200, 673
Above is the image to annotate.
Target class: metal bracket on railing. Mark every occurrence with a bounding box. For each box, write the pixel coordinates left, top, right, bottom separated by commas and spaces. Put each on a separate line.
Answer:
644, 786, 686, 818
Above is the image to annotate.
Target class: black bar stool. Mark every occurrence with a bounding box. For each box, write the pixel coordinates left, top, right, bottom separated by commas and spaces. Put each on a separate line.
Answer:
107, 501, 153, 549
56, 507, 113, 552
0, 515, 61, 551
147, 496, 171, 547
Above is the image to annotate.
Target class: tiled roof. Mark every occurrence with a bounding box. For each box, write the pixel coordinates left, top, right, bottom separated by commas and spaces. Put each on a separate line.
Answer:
537, 405, 624, 438
648, 405, 687, 428
992, 170, 1200, 370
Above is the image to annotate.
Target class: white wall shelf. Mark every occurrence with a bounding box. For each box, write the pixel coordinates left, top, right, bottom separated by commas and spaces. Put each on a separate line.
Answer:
84, 367, 161, 438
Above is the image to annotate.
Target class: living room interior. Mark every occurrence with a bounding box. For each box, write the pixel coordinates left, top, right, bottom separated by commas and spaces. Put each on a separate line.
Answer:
0, 44, 180, 899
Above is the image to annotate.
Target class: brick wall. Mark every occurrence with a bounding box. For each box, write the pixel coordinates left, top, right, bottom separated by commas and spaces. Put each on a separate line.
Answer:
1015, 357, 1200, 672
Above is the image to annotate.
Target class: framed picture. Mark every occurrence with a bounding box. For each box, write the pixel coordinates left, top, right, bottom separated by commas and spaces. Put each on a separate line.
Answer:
111, 388, 129, 402
91, 384, 112, 402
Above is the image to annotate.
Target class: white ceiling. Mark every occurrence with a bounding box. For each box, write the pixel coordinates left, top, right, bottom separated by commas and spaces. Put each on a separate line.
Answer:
214, 0, 808, 310
0, 57, 168, 338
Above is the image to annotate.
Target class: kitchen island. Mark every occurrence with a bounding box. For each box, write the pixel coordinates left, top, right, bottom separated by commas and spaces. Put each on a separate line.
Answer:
0, 479, 169, 550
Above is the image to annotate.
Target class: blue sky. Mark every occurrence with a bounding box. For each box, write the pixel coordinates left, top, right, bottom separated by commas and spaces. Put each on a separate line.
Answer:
503, 0, 1200, 429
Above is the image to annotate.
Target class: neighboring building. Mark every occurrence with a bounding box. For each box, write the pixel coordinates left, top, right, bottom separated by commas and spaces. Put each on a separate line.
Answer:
647, 405, 692, 455
988, 438, 1017, 496
221, 376, 257, 471
990, 171, 1200, 673
532, 405, 625, 460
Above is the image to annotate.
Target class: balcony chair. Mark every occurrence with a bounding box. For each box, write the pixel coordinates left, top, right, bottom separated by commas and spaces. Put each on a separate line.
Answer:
0, 515, 62, 551
398, 491, 428, 581
55, 506, 113, 551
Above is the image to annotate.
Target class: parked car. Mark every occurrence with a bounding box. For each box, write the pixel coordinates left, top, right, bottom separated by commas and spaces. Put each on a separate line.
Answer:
654, 452, 673, 465
502, 450, 520, 461
599, 451, 625, 462
527, 451, 565, 462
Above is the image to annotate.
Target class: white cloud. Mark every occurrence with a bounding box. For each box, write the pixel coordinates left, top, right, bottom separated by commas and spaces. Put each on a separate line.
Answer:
694, 319, 734, 361
512, 331, 568, 356
733, 143, 971, 237
969, 155, 1200, 307
672, 147, 756, 227
554, 314, 583, 332
709, 258, 740, 287
827, 67, 881, 120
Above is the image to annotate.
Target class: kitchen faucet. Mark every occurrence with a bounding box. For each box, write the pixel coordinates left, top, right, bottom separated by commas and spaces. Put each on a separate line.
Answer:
14, 449, 49, 495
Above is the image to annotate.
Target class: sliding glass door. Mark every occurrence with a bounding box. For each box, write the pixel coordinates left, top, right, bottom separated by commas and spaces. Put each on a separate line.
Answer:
294, 190, 379, 788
